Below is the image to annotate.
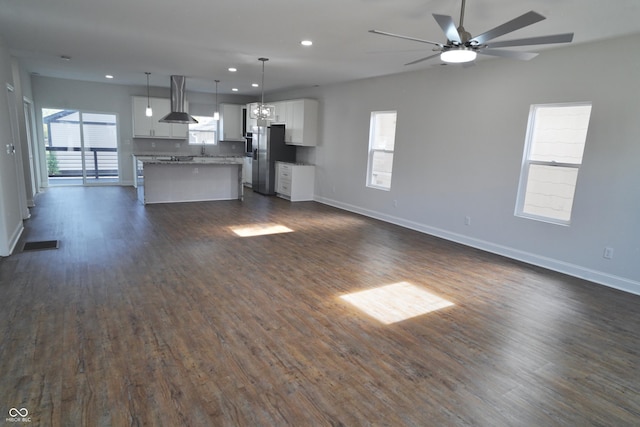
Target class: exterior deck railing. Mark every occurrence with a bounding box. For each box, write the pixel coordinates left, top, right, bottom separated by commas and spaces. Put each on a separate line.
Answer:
46, 146, 118, 179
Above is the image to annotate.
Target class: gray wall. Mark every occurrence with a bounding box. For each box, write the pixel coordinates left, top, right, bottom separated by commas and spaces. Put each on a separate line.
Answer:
271, 33, 640, 295
31, 76, 256, 185
19, 33, 640, 294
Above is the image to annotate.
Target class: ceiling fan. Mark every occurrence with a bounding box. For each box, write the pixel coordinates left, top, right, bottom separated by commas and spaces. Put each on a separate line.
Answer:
369, 0, 574, 65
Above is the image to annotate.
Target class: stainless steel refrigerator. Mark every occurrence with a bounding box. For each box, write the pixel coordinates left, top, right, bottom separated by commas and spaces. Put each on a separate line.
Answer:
252, 124, 295, 195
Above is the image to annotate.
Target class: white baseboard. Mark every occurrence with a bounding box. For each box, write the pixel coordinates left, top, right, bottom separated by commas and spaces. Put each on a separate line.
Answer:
7, 221, 24, 256
314, 196, 640, 296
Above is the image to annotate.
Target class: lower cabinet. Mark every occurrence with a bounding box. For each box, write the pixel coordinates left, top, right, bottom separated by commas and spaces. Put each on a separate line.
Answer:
243, 157, 252, 187
275, 162, 315, 201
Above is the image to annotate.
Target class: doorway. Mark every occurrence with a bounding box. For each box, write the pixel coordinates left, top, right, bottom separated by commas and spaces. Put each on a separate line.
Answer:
42, 109, 119, 186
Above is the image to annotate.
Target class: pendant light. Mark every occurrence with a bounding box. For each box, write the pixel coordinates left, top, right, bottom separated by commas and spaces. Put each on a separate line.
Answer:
251, 57, 275, 123
144, 72, 153, 117
213, 80, 220, 120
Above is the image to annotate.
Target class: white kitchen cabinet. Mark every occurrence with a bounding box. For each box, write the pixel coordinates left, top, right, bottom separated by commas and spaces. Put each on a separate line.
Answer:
243, 156, 252, 187
272, 101, 288, 124
247, 98, 318, 146
275, 162, 315, 201
272, 101, 294, 141
132, 96, 188, 139
246, 103, 258, 130
287, 99, 318, 146
219, 103, 244, 141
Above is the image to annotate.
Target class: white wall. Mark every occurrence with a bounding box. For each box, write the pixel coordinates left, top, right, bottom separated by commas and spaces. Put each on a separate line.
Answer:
31, 77, 255, 185
273, 33, 640, 295
0, 37, 25, 255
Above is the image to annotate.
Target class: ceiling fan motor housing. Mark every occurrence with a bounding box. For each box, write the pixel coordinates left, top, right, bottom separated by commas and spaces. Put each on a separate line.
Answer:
457, 26, 473, 45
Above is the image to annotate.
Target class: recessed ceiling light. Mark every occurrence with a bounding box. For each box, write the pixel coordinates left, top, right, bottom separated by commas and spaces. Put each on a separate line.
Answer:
252, 83, 259, 87
228, 67, 237, 72
105, 74, 114, 79
301, 40, 313, 46
232, 88, 238, 92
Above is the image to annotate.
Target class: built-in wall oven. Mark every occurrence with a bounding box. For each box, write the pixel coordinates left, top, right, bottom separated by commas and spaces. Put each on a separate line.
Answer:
245, 132, 253, 155
242, 107, 253, 155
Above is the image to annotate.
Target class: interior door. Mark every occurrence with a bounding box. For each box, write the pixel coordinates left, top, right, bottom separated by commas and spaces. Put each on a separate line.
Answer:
0, 85, 23, 255
6, 84, 29, 219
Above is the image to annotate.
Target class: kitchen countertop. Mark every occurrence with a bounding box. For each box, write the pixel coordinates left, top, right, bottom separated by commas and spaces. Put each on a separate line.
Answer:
134, 154, 244, 165
277, 161, 315, 166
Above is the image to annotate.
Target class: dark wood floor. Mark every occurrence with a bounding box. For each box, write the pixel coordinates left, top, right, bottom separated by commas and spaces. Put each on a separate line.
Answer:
1, 186, 639, 426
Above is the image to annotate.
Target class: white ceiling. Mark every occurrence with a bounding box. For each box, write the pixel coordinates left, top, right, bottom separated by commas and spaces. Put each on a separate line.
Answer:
1, 0, 639, 96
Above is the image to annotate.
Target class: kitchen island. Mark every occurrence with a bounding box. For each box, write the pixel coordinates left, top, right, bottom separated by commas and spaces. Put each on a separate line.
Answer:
134, 155, 244, 204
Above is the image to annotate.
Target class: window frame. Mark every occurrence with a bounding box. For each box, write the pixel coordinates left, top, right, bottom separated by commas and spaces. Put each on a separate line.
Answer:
515, 101, 592, 226
188, 115, 218, 146
366, 110, 397, 191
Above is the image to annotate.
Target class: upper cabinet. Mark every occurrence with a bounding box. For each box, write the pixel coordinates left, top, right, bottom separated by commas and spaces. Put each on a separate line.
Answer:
288, 99, 318, 146
246, 103, 258, 131
272, 101, 289, 124
271, 99, 318, 146
132, 96, 188, 139
218, 103, 244, 141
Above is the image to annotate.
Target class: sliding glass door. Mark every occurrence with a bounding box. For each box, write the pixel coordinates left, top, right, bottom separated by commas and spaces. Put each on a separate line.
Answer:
43, 109, 119, 186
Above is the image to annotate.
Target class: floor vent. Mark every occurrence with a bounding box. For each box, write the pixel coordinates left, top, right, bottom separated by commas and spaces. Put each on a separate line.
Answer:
22, 240, 60, 251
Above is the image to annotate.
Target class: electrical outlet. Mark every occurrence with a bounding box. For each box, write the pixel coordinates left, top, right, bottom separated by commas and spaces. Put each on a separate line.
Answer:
603, 247, 614, 259
465, 216, 471, 226
175, 142, 180, 148
194, 168, 199, 174
151, 142, 156, 148
393, 200, 398, 208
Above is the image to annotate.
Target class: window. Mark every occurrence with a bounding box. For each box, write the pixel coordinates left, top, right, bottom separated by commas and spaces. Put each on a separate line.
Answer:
188, 115, 217, 145
367, 111, 397, 190
516, 103, 592, 224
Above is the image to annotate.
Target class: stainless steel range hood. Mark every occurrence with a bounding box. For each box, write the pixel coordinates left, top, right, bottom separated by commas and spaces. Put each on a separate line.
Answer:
159, 75, 198, 124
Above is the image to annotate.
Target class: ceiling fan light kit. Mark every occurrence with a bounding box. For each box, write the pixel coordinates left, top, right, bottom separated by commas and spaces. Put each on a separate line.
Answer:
369, 0, 573, 67
441, 47, 477, 63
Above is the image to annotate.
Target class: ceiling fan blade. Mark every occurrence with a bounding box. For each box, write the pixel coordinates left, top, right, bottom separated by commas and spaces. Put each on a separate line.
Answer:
471, 11, 546, 45
487, 33, 574, 48
479, 49, 539, 61
432, 14, 461, 43
366, 47, 435, 55
369, 30, 443, 47
404, 53, 441, 66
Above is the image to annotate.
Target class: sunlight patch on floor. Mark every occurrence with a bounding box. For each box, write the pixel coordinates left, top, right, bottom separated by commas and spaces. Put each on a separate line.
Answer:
230, 223, 294, 237
340, 281, 454, 325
